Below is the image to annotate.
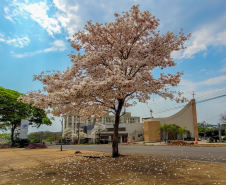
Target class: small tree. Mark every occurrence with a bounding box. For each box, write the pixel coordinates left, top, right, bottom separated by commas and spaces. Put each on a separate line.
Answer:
0, 87, 53, 146
168, 124, 179, 141
129, 130, 138, 142
178, 126, 188, 141
91, 123, 106, 142
71, 132, 87, 143
71, 133, 78, 143
158, 123, 169, 143
78, 132, 87, 141
63, 128, 73, 144
0, 137, 8, 145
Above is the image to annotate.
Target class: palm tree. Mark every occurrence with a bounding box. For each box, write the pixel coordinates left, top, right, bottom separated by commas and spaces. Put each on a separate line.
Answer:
178, 126, 188, 141
168, 124, 179, 141
158, 123, 170, 143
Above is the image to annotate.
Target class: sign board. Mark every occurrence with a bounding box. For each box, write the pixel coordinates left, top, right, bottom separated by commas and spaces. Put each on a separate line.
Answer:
19, 120, 29, 139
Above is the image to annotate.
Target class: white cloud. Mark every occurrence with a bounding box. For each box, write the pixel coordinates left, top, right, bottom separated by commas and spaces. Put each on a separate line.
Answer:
0, 32, 4, 38
219, 66, 226, 73
53, 0, 80, 38
0, 36, 30, 48
172, 14, 226, 59
12, 39, 66, 58
5, 36, 30, 48
53, 39, 65, 47
24, 2, 61, 37
4, 6, 14, 22
4, 1, 61, 37
13, 50, 43, 58
179, 75, 226, 93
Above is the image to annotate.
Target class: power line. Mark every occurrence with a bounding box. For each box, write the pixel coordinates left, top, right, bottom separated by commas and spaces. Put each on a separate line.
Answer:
139, 93, 226, 118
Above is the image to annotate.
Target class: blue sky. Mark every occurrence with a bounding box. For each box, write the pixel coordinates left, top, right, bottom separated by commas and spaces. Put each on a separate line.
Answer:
1, 0, 226, 133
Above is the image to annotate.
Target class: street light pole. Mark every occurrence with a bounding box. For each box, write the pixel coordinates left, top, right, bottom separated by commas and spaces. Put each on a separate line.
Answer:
77, 116, 80, 144
60, 116, 63, 151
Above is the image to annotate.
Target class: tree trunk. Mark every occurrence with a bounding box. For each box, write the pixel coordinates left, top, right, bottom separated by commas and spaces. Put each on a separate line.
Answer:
11, 123, 18, 147
11, 125, 15, 146
112, 99, 124, 158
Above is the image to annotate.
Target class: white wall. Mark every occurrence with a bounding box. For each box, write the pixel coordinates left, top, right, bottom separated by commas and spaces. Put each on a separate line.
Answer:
143, 102, 195, 137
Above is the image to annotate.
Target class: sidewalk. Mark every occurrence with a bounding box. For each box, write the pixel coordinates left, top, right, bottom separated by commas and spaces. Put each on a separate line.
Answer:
134, 140, 226, 146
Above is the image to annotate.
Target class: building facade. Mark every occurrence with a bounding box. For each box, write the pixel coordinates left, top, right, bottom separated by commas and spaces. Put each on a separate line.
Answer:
64, 112, 140, 134
143, 99, 199, 142
84, 123, 144, 143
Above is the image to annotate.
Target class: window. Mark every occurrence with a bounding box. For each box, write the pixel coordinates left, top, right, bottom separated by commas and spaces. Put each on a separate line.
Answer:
106, 117, 111, 122
68, 116, 72, 122
130, 118, 135, 123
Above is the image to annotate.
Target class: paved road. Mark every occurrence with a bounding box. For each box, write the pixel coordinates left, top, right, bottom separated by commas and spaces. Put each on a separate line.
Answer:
49, 145, 226, 163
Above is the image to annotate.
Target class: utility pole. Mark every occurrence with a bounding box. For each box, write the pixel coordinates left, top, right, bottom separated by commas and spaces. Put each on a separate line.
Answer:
203, 121, 206, 138
218, 123, 222, 142
192, 91, 196, 99
77, 116, 80, 144
150, 109, 153, 118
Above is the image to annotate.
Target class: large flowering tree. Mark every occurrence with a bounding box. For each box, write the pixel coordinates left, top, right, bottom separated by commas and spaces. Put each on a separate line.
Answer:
19, 5, 190, 157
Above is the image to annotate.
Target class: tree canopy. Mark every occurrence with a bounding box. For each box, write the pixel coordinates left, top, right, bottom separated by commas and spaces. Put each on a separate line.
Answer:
0, 87, 54, 145
19, 5, 191, 157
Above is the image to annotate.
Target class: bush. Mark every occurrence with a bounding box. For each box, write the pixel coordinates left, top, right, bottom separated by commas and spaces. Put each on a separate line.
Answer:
80, 140, 85, 144
104, 139, 108, 144
0, 145, 7, 148
25, 143, 47, 149
89, 141, 94, 144
96, 139, 100, 144
208, 137, 214, 143
167, 140, 171, 143
14, 138, 30, 148
100, 140, 104, 144
30, 139, 40, 143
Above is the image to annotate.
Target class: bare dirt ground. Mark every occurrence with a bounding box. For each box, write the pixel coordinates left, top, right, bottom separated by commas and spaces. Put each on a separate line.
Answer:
0, 148, 226, 185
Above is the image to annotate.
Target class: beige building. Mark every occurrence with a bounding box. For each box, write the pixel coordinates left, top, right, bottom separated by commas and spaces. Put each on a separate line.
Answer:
143, 99, 199, 142
64, 112, 140, 134
94, 123, 144, 143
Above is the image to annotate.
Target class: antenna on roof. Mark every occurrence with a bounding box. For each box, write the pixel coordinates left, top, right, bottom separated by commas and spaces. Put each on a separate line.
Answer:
147, 104, 153, 118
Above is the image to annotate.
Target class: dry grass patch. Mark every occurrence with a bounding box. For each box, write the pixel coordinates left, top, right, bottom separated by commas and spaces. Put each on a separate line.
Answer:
0, 148, 226, 185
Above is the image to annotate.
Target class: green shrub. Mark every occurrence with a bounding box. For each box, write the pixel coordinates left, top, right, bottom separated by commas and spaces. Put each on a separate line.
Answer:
14, 138, 30, 148
96, 139, 100, 144
104, 139, 108, 144
89, 141, 94, 144
30, 139, 40, 143
208, 137, 214, 143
